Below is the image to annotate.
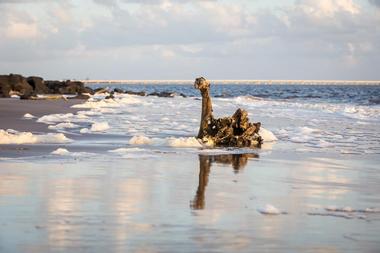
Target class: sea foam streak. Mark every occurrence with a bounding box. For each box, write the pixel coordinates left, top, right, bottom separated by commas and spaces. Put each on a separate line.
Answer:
257, 204, 287, 215
0, 129, 72, 144
128, 135, 203, 148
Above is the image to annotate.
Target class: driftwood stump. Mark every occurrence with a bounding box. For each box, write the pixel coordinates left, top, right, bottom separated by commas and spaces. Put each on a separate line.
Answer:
194, 77, 263, 148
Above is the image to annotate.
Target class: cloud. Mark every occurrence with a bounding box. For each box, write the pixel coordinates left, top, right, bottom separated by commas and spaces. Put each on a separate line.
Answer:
369, 0, 380, 7
0, 0, 379, 80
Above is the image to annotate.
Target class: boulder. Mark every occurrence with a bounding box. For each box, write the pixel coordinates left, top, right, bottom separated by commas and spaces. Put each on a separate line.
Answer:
26, 76, 49, 94
45, 80, 93, 95
148, 91, 175, 97
0, 74, 33, 98
58, 81, 85, 94
113, 88, 124, 93
125, 90, 146, 96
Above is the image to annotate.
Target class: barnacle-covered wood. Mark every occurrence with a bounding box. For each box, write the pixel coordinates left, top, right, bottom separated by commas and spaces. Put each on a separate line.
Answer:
194, 77, 263, 148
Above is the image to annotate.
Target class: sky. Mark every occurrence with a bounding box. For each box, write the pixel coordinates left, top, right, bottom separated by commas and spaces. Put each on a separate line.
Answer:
0, 0, 379, 80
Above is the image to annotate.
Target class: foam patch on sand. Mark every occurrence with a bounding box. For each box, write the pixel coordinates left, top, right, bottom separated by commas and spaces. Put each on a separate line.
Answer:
166, 137, 202, 148
23, 113, 35, 119
259, 128, 277, 142
51, 148, 70, 155
90, 122, 110, 132
0, 129, 72, 144
129, 135, 153, 145
51, 148, 95, 157
48, 122, 80, 130
257, 204, 287, 215
37, 113, 75, 124
129, 135, 202, 148
71, 95, 141, 109
80, 122, 110, 134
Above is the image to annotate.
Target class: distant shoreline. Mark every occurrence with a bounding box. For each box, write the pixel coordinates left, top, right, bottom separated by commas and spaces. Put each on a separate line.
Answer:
81, 79, 380, 85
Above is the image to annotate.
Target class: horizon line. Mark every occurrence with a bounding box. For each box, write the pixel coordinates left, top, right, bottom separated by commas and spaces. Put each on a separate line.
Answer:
80, 79, 380, 84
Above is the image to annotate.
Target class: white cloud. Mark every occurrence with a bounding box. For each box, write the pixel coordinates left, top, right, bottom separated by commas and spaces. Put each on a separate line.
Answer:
294, 0, 360, 17
0, 0, 378, 80
6, 22, 38, 39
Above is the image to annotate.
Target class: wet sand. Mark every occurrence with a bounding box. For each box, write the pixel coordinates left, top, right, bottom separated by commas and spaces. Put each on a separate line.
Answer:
0, 98, 84, 132
0, 98, 88, 157
0, 151, 379, 252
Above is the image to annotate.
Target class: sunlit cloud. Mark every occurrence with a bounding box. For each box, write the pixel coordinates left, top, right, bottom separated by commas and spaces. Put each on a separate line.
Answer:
0, 0, 378, 80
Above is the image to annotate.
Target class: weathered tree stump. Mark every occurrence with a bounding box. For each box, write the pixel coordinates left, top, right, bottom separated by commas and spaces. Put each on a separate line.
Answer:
194, 77, 263, 148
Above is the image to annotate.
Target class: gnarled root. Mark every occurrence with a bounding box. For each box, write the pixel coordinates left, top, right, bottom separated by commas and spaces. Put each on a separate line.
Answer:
200, 108, 263, 148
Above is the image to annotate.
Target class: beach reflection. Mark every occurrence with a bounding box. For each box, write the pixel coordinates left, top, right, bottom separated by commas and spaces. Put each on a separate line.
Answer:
190, 153, 258, 210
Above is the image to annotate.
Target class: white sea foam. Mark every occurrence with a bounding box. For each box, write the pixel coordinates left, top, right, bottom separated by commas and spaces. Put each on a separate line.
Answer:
259, 128, 277, 142
128, 135, 204, 148
51, 148, 70, 155
257, 204, 286, 215
80, 128, 89, 134
48, 122, 80, 130
23, 113, 35, 119
71, 95, 141, 109
80, 122, 110, 134
29, 88, 378, 155
109, 147, 147, 153
167, 137, 202, 148
129, 135, 153, 145
0, 129, 72, 144
51, 148, 95, 157
90, 122, 110, 132
37, 113, 75, 124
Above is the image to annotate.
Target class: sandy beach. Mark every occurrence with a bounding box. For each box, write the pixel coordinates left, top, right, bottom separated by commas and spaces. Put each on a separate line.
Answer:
0, 99, 84, 132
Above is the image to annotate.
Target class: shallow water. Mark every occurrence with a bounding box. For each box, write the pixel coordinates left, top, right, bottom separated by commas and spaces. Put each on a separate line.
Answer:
1, 151, 379, 252
1, 84, 380, 252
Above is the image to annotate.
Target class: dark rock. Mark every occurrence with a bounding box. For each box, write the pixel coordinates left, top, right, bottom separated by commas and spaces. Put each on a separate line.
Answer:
58, 81, 85, 94
26, 76, 49, 94
45, 80, 92, 95
125, 90, 146, 96
0, 74, 33, 98
113, 88, 124, 93
81, 86, 94, 95
45, 80, 63, 93
0, 74, 93, 97
148, 91, 175, 98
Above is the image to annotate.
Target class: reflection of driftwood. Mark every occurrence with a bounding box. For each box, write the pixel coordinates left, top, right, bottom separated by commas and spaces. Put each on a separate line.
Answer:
190, 153, 258, 210
194, 77, 263, 148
